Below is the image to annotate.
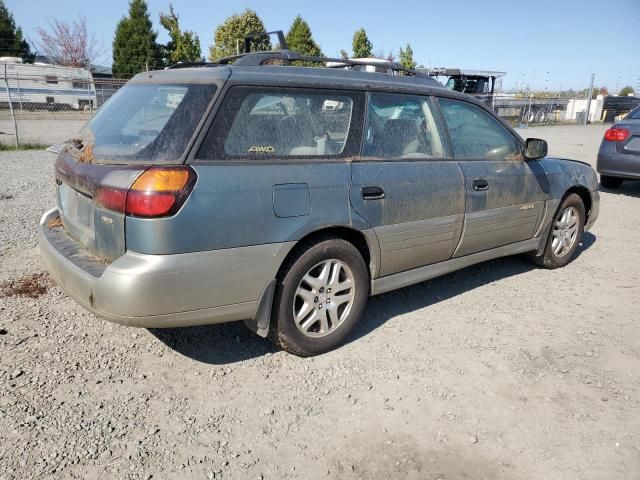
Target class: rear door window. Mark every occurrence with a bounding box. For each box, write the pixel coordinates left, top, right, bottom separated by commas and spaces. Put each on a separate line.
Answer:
196, 87, 362, 159
362, 92, 449, 159
438, 98, 521, 160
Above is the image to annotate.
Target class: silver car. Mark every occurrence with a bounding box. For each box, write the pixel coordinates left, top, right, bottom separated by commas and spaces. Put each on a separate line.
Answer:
39, 50, 600, 356
597, 105, 640, 188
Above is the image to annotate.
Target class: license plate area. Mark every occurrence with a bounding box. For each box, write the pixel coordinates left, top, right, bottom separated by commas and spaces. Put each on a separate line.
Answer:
58, 182, 95, 244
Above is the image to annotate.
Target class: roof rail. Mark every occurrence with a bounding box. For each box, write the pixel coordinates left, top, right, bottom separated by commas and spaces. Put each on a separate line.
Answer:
165, 61, 218, 70
212, 49, 429, 78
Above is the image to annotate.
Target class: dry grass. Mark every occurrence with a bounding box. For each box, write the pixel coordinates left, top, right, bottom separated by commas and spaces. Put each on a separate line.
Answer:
0, 273, 51, 298
47, 216, 63, 229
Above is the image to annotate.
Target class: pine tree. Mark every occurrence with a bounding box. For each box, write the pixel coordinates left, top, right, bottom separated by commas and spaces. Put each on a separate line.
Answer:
398, 43, 416, 70
285, 15, 322, 57
112, 0, 159, 78
208, 10, 270, 60
160, 4, 202, 64
0, 1, 33, 62
352, 28, 372, 58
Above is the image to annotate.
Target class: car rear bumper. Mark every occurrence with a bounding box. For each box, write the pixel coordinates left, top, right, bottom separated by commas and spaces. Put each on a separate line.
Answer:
597, 146, 640, 179
39, 208, 293, 328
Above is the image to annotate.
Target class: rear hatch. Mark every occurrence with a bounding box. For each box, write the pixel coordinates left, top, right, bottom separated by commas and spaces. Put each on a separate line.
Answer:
53, 80, 218, 261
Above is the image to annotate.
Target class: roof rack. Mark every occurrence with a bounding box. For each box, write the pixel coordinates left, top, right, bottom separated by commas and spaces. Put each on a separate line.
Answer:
213, 49, 429, 78
166, 61, 218, 70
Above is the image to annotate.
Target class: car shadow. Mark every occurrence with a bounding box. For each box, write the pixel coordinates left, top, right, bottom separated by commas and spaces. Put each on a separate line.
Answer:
599, 181, 640, 198
149, 232, 596, 365
347, 231, 597, 345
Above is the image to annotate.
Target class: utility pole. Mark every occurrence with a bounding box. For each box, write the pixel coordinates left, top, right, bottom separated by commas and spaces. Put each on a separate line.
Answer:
584, 73, 595, 125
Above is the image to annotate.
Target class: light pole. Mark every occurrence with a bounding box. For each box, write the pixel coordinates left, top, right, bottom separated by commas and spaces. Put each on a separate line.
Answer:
584, 73, 595, 125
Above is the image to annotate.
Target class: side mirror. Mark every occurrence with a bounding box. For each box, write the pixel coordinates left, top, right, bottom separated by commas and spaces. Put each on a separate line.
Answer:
524, 138, 548, 160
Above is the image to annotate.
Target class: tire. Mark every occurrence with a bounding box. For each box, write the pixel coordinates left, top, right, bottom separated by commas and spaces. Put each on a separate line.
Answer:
600, 175, 623, 189
530, 193, 585, 269
269, 237, 369, 356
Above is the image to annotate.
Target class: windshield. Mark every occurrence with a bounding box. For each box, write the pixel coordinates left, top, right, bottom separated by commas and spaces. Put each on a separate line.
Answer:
79, 83, 216, 162
445, 76, 487, 94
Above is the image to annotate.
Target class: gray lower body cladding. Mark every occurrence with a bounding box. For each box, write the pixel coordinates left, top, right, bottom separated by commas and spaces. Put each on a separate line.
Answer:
39, 208, 294, 328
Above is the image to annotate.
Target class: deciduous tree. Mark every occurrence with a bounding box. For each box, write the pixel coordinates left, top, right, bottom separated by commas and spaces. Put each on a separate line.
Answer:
35, 15, 104, 68
208, 10, 270, 60
618, 86, 635, 96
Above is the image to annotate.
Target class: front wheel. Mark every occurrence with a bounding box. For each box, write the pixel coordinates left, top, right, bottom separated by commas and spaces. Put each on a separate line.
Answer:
530, 193, 585, 269
269, 238, 369, 356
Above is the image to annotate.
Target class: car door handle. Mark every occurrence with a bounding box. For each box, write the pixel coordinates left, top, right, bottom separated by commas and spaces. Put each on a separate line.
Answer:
473, 179, 489, 191
361, 186, 385, 200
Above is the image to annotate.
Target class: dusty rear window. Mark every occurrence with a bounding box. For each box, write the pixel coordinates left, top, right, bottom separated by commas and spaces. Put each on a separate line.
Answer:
80, 83, 216, 162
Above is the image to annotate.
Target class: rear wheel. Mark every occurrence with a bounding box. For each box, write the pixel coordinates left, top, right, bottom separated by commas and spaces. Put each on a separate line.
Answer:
269, 238, 369, 356
530, 193, 585, 269
600, 175, 623, 189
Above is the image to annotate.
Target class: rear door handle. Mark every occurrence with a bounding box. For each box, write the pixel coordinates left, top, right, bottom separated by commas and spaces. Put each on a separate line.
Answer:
473, 179, 489, 191
361, 186, 385, 200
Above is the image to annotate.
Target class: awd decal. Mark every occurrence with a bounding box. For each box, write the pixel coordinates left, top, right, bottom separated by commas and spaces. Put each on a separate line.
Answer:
520, 203, 535, 211
248, 146, 275, 153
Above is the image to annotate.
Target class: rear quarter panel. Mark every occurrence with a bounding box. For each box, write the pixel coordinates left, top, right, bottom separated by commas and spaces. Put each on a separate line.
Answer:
125, 162, 366, 254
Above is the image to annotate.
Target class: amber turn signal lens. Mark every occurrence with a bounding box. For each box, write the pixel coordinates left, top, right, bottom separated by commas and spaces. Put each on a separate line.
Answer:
131, 168, 190, 192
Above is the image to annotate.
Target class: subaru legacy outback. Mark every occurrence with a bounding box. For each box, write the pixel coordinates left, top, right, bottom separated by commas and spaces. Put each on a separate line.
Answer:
39, 48, 599, 356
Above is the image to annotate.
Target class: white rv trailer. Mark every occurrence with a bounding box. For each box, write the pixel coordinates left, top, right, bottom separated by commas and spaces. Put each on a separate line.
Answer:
0, 57, 96, 110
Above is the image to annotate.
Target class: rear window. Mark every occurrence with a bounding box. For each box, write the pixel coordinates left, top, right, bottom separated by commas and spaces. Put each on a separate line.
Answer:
629, 107, 640, 120
80, 83, 216, 162
197, 87, 356, 159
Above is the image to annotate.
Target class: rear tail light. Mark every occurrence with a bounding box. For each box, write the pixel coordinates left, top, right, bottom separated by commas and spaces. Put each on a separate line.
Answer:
604, 127, 630, 142
96, 167, 196, 218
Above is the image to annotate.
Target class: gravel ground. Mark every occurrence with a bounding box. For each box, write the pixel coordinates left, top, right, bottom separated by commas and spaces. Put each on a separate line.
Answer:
1, 124, 639, 480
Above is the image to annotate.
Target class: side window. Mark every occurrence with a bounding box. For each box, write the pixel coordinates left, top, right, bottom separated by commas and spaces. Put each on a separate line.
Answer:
197, 87, 356, 159
362, 92, 448, 159
438, 98, 521, 160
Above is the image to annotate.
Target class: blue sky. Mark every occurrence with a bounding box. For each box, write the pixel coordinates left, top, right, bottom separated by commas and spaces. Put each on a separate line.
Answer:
7, 0, 640, 91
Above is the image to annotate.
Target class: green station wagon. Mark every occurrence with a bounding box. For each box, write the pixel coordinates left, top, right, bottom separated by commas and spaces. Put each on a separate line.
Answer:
39, 48, 599, 356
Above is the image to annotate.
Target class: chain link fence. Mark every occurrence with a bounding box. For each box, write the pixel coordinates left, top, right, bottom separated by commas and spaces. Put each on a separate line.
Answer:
470, 92, 638, 127
1, 69, 638, 148
0, 71, 126, 147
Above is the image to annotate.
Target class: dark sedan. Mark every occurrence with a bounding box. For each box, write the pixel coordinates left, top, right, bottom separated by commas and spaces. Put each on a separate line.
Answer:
597, 105, 640, 188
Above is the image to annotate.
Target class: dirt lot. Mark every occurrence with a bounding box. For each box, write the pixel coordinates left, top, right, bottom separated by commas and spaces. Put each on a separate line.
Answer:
1, 124, 639, 480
